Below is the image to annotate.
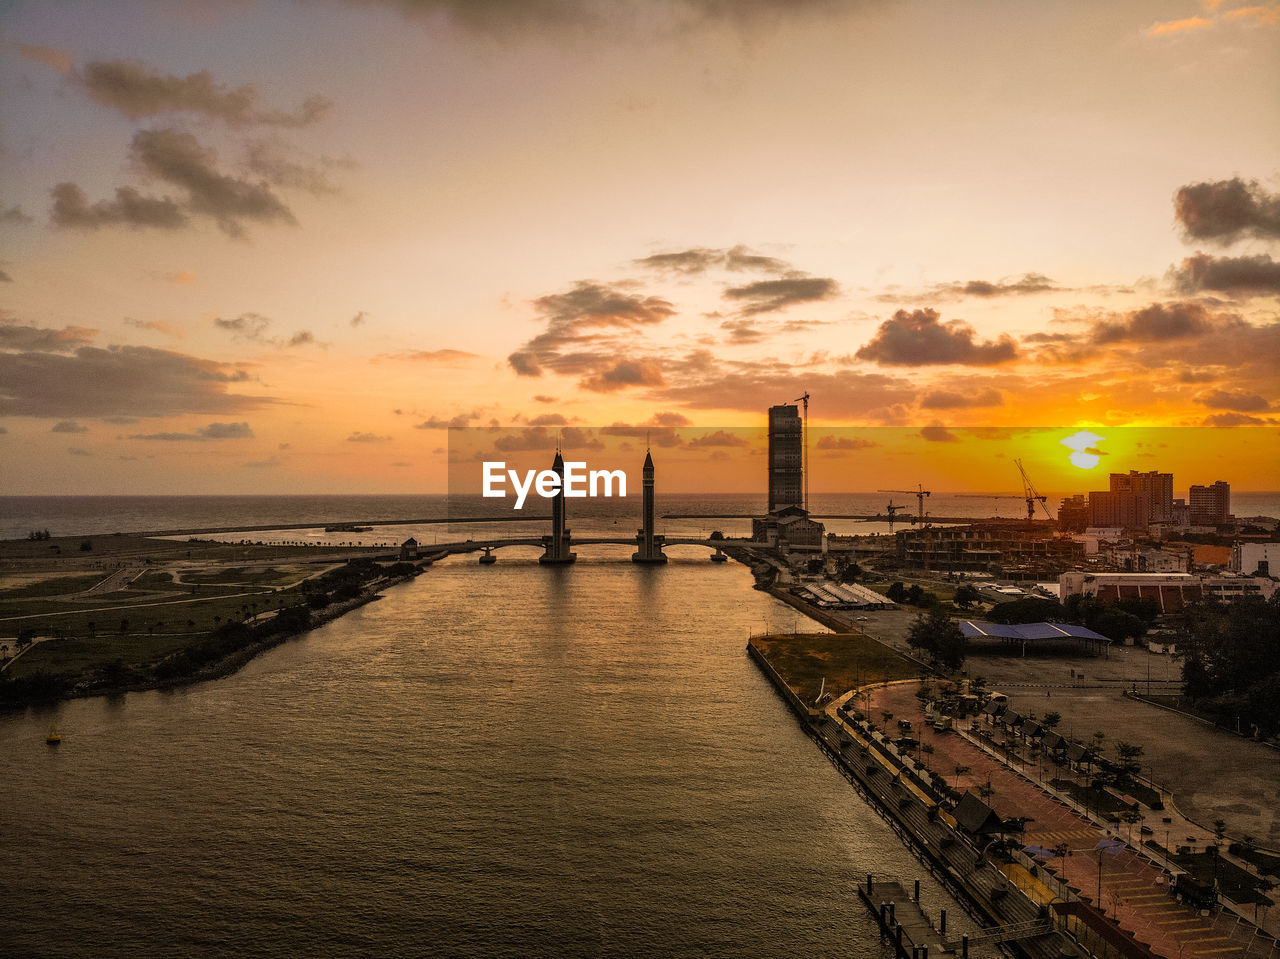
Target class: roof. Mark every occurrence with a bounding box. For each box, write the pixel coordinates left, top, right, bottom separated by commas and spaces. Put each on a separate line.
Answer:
953, 792, 1005, 836
402, 537, 418, 546
959, 621, 1110, 643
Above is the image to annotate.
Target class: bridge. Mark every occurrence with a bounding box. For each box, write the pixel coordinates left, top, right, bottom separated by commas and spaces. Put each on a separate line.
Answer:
428, 449, 744, 566
432, 534, 745, 564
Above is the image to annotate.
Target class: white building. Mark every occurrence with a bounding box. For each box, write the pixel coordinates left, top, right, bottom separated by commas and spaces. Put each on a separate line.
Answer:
1231, 542, 1280, 577
1058, 571, 1276, 612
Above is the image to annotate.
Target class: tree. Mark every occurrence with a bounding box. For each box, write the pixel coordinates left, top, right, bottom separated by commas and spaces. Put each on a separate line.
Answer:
840, 562, 864, 584
887, 581, 907, 603
907, 607, 967, 670
1115, 741, 1144, 787
953, 584, 981, 609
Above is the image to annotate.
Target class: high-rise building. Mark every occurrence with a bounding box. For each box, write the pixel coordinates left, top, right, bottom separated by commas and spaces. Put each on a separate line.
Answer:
1110, 470, 1174, 523
1189, 481, 1230, 524
1088, 489, 1150, 529
767, 404, 803, 512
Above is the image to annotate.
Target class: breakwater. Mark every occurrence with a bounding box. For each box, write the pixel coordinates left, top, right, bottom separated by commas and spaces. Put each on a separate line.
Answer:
747, 638, 1080, 959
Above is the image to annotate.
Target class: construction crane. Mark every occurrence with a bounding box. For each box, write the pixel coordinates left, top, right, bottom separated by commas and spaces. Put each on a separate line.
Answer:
879, 484, 931, 525
1014, 458, 1053, 521
885, 500, 905, 531
793, 392, 810, 511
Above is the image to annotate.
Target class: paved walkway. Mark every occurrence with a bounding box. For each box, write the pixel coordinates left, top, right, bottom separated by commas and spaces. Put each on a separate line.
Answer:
865, 683, 1268, 959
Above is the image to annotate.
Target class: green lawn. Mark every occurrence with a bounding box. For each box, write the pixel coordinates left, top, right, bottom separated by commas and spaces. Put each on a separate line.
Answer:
752, 632, 921, 705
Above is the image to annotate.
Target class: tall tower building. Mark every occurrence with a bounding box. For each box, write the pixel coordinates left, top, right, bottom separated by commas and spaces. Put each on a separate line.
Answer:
539, 449, 576, 564
767, 404, 804, 512
1189, 481, 1230, 524
1110, 470, 1174, 523
632, 449, 667, 564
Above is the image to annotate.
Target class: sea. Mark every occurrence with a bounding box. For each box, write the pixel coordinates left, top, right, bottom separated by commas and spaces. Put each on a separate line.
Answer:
0, 493, 1276, 957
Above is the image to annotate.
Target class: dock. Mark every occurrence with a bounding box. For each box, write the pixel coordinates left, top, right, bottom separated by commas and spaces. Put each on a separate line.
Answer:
860, 874, 962, 958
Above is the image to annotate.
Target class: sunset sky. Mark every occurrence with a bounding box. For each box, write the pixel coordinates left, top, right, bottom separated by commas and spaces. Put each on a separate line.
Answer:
2, 0, 1278, 495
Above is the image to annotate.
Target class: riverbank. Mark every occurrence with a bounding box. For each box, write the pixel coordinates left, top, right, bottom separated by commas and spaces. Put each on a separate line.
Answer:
0, 535, 430, 706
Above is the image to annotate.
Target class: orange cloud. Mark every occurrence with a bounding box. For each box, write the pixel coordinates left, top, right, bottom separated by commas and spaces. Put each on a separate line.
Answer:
1224, 5, 1280, 25
1149, 15, 1213, 34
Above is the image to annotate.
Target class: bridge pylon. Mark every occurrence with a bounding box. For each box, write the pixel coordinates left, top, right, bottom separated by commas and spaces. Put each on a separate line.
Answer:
539, 449, 576, 565
632, 449, 667, 564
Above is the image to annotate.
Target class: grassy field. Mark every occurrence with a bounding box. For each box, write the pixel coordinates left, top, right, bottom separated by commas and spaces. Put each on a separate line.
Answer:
0, 531, 399, 686
752, 632, 922, 705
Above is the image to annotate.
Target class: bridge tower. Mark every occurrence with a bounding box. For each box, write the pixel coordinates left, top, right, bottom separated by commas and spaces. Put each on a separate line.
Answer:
632, 448, 667, 564
539, 449, 576, 565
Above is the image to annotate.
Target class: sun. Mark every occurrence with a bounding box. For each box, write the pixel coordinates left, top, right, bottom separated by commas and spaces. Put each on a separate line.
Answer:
1060, 430, 1105, 470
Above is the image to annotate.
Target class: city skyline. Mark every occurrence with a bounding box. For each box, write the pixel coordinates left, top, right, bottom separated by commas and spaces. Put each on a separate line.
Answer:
2, 1, 1278, 494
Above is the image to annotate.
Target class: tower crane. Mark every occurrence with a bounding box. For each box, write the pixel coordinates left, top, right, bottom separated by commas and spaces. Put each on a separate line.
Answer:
1014, 458, 1052, 521
793, 392, 810, 512
885, 501, 906, 532
879, 484, 931, 525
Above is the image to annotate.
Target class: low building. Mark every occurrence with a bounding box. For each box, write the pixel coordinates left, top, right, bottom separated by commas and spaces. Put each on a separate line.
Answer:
399, 537, 419, 561
1232, 542, 1280, 576
1058, 570, 1277, 611
753, 505, 825, 549
895, 523, 1083, 577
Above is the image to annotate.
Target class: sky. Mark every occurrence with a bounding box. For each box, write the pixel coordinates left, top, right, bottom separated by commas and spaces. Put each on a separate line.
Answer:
1, 0, 1278, 495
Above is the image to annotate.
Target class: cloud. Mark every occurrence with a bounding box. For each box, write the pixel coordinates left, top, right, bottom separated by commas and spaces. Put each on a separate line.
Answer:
0, 323, 95, 352
241, 455, 281, 468
78, 59, 331, 126
213, 313, 318, 348
214, 313, 272, 340
528, 413, 569, 426
533, 394, 557, 403
50, 182, 188, 231
67, 447, 92, 456
1224, 6, 1280, 26
1194, 389, 1271, 411
0, 344, 264, 418
126, 318, 183, 339
580, 358, 665, 392
129, 421, 255, 441
0, 205, 33, 225
244, 138, 345, 195
50, 420, 88, 433
1148, 15, 1213, 35
376, 348, 480, 363
0, 269, 12, 283
687, 429, 749, 448
351, 311, 368, 327
354, 1, 847, 37
1174, 177, 1280, 243
920, 425, 958, 442
634, 248, 724, 274
955, 273, 1057, 297
815, 435, 877, 451
414, 411, 479, 429
487, 426, 603, 452
12, 43, 73, 74
1201, 412, 1271, 426
347, 431, 392, 442
506, 280, 676, 389
158, 270, 197, 286
659, 364, 916, 419
1091, 301, 1216, 343
52, 129, 299, 237
920, 388, 1002, 409
855, 308, 1018, 365
723, 275, 838, 316
634, 244, 790, 275
1172, 253, 1280, 296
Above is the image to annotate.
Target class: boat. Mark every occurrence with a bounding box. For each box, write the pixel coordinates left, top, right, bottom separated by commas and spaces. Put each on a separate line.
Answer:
46, 728, 61, 745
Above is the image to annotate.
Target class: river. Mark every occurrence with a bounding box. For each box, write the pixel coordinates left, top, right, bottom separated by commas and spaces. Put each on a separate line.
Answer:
0, 545, 993, 957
